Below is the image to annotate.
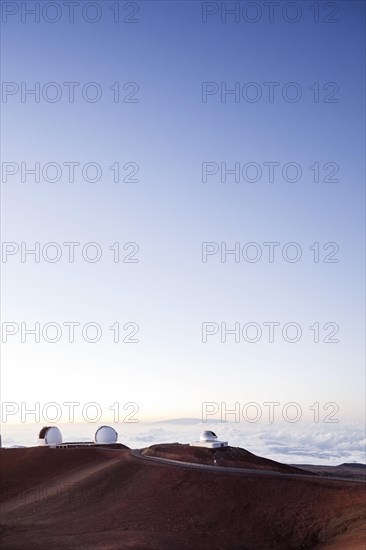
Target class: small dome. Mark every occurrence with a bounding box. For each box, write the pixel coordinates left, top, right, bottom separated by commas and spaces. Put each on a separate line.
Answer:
199, 430, 217, 442
39, 426, 62, 445
94, 426, 118, 444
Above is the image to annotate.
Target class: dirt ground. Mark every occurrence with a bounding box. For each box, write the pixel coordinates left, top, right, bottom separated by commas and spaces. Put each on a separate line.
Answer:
1, 446, 365, 549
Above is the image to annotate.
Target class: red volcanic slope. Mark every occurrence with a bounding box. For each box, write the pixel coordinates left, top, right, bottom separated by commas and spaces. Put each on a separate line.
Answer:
0, 446, 365, 550
294, 463, 366, 481
141, 443, 307, 474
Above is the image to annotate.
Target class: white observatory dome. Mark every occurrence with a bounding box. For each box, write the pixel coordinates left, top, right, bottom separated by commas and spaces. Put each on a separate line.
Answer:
199, 430, 218, 442
39, 426, 62, 446
94, 425, 118, 444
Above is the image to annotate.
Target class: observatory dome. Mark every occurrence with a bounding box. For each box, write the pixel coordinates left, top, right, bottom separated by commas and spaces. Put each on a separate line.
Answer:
38, 426, 62, 446
199, 430, 218, 442
94, 425, 118, 444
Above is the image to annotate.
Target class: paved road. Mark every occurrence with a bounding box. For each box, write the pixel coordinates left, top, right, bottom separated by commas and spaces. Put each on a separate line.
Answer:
130, 449, 365, 484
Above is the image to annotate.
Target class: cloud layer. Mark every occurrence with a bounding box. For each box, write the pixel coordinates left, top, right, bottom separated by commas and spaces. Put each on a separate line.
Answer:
3, 419, 365, 466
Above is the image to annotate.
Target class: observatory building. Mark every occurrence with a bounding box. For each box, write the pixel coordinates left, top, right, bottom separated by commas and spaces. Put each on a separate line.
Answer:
190, 430, 228, 449
38, 426, 63, 447
38, 425, 119, 448
94, 425, 118, 444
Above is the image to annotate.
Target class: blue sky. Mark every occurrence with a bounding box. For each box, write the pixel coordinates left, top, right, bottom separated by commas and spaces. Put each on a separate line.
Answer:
1, 1, 365, 430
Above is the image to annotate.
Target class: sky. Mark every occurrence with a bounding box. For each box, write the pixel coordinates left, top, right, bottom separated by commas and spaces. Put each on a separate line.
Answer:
0, 1, 365, 454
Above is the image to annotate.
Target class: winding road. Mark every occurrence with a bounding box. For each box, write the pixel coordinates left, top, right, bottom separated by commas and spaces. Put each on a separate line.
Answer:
129, 448, 365, 484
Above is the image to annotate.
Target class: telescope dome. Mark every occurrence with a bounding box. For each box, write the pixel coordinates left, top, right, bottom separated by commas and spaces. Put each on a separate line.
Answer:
199, 430, 217, 442
94, 426, 118, 444
39, 426, 62, 446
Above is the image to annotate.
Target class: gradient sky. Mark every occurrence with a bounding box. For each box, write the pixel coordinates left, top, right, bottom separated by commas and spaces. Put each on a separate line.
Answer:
1, 1, 365, 426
